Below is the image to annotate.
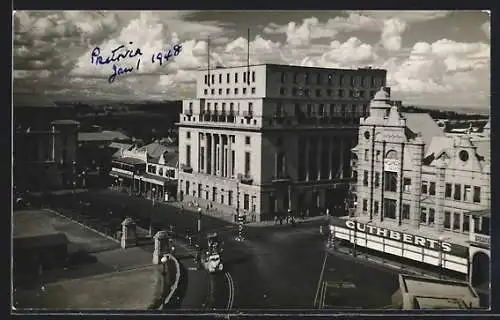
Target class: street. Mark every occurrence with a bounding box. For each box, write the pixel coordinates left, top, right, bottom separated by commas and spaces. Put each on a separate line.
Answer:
47, 189, 400, 309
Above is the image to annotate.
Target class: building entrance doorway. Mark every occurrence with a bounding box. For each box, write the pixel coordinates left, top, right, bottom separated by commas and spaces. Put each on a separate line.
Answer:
471, 251, 490, 288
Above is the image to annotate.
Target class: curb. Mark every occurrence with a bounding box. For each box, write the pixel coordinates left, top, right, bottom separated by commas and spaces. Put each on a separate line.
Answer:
43, 208, 120, 244
160, 253, 181, 309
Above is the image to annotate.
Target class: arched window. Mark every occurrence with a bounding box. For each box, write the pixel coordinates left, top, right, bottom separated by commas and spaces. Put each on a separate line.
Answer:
385, 150, 397, 159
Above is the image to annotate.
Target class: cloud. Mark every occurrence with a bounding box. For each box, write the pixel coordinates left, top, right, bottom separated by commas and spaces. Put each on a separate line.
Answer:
356, 10, 449, 23
380, 18, 407, 52
263, 13, 380, 47
385, 38, 490, 100
13, 11, 490, 107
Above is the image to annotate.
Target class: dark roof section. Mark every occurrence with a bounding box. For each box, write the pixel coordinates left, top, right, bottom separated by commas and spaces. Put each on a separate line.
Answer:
112, 157, 146, 165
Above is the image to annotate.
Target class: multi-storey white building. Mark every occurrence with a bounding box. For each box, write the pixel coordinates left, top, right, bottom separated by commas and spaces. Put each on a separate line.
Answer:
177, 64, 387, 222
330, 87, 490, 290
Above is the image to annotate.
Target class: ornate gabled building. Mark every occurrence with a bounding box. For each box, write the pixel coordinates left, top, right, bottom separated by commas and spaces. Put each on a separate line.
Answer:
330, 87, 490, 292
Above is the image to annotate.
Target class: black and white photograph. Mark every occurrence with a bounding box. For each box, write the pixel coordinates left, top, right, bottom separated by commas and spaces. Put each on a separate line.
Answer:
12, 10, 491, 313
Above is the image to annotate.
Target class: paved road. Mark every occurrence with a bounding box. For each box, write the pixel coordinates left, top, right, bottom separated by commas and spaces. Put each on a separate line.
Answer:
48, 189, 399, 310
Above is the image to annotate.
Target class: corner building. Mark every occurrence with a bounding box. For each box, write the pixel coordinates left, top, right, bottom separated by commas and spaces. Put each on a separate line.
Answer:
177, 64, 387, 222
330, 87, 490, 290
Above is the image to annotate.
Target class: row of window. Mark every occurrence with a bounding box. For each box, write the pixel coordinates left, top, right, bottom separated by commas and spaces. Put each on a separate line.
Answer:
146, 164, 176, 178
279, 87, 376, 99
192, 101, 369, 118
362, 171, 482, 203
279, 72, 384, 88
182, 180, 256, 211
200, 101, 253, 114
186, 143, 252, 177
445, 183, 481, 203
187, 132, 251, 146
203, 87, 257, 96
204, 71, 256, 85
361, 198, 486, 235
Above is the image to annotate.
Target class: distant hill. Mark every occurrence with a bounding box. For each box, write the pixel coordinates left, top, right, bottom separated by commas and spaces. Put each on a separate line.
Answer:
412, 104, 490, 116
401, 105, 490, 120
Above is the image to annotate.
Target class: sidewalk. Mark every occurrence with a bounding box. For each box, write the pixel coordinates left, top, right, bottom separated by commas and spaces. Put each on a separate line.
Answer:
135, 225, 211, 309
326, 245, 459, 282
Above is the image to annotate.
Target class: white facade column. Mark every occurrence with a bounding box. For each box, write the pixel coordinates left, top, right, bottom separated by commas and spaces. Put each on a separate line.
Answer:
228, 135, 232, 178
204, 133, 209, 174
211, 134, 216, 175
220, 135, 225, 177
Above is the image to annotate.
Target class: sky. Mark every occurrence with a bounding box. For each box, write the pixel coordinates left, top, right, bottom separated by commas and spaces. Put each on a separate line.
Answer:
13, 10, 490, 109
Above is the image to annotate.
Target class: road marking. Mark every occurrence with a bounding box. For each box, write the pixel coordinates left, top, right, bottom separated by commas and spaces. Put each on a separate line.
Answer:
313, 251, 328, 309
224, 271, 235, 310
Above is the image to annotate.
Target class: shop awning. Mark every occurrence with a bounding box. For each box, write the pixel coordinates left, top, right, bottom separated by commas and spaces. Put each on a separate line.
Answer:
109, 168, 133, 179
134, 173, 177, 186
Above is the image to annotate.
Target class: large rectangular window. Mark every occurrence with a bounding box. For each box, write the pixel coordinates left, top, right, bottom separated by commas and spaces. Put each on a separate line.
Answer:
244, 194, 250, 210
421, 181, 428, 194
374, 201, 379, 216
363, 170, 369, 186
428, 208, 435, 225
374, 172, 380, 188
444, 211, 451, 229
402, 204, 410, 220
463, 214, 470, 233
454, 184, 461, 201
384, 172, 397, 192
429, 182, 436, 196
383, 198, 397, 219
473, 186, 481, 203
445, 183, 452, 198
420, 207, 427, 224
403, 178, 411, 192
453, 212, 461, 230
186, 145, 191, 167
244, 152, 251, 175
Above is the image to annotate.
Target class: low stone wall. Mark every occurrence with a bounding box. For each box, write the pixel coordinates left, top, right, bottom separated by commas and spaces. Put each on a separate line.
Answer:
159, 253, 181, 309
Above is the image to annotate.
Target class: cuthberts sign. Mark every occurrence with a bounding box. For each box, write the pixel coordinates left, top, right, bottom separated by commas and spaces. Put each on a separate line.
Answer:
331, 218, 468, 258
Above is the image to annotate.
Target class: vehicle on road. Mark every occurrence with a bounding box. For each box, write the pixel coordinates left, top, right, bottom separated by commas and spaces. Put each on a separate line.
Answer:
202, 232, 224, 273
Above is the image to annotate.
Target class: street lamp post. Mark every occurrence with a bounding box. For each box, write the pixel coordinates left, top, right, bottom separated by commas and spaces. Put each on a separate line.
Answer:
235, 181, 244, 241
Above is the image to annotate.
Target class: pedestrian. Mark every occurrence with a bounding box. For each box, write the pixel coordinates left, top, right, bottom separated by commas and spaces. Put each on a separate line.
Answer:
279, 217, 283, 225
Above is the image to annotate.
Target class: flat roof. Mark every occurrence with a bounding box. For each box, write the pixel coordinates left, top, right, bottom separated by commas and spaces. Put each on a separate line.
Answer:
197, 63, 386, 72
401, 274, 477, 299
